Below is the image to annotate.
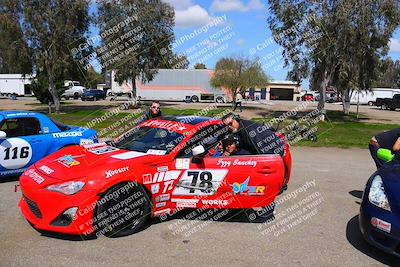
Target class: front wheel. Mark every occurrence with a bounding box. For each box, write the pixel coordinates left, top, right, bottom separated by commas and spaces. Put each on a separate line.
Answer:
368, 101, 374, 106
308, 134, 317, 142
94, 182, 151, 237
191, 95, 199, 102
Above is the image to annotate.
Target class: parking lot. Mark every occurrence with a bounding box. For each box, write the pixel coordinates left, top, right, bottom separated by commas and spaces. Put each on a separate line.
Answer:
1, 147, 398, 266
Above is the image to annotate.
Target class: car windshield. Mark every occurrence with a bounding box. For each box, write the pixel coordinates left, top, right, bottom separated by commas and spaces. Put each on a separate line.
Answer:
113, 126, 183, 154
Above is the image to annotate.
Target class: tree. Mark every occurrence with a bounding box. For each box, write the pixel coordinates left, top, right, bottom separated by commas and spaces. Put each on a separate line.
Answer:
194, 63, 207, 69
210, 57, 268, 106
96, 0, 175, 103
0, 0, 32, 74
331, 0, 400, 114
83, 66, 105, 89
268, 0, 400, 115
374, 58, 400, 88
22, 0, 91, 112
158, 53, 189, 69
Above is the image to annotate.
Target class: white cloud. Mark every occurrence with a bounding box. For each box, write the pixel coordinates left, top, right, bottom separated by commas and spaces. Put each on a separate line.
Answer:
210, 0, 265, 13
175, 5, 215, 28
389, 38, 400, 52
163, 0, 194, 10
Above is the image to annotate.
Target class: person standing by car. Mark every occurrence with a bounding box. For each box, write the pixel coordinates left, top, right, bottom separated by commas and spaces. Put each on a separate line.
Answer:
233, 91, 243, 112
221, 113, 284, 156
369, 128, 400, 168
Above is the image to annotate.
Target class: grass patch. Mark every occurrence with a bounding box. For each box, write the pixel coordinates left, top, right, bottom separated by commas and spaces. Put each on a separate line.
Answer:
46, 107, 397, 148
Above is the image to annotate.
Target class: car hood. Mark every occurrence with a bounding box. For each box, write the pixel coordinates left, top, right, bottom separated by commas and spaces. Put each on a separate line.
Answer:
32, 143, 157, 184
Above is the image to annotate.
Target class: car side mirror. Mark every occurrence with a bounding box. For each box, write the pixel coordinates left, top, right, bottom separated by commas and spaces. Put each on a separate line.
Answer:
0, 131, 6, 139
192, 145, 206, 164
377, 148, 394, 163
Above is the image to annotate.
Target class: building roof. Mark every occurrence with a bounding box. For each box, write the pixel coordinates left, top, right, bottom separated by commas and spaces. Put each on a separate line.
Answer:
0, 74, 34, 79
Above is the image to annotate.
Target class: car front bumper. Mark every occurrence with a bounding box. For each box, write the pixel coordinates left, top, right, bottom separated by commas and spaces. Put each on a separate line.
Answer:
19, 178, 100, 236
359, 202, 400, 257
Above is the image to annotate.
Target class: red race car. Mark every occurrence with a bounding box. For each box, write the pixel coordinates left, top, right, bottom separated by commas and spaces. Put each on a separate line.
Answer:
19, 116, 292, 237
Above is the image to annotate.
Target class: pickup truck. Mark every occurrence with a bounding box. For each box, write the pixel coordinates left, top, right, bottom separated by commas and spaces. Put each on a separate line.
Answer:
375, 94, 400, 110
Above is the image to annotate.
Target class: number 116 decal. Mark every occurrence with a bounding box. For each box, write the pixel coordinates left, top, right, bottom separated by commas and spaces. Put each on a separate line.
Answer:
172, 169, 228, 196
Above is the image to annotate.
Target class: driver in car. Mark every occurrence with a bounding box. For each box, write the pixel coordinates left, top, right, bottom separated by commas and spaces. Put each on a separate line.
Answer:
222, 135, 250, 157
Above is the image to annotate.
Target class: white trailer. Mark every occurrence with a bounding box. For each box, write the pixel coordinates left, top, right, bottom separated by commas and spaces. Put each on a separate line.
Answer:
350, 88, 400, 105
0, 74, 34, 96
106, 69, 228, 103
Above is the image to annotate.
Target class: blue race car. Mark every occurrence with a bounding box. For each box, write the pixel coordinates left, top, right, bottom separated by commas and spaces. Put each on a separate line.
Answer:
359, 149, 400, 257
0, 111, 97, 177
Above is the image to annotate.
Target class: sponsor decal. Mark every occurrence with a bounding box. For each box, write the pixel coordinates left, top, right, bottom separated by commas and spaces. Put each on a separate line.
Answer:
151, 184, 160, 194
56, 155, 83, 168
232, 177, 265, 196
79, 139, 94, 146
172, 169, 228, 196
154, 208, 171, 216
171, 198, 199, 203
371, 217, 391, 233
156, 202, 167, 208
24, 169, 45, 184
43, 127, 49, 133
142, 120, 187, 131
155, 194, 170, 202
52, 132, 83, 138
157, 166, 168, 172
147, 149, 167, 155
201, 199, 228, 206
143, 173, 152, 184
105, 166, 129, 178
39, 165, 54, 175
0, 138, 32, 170
0, 168, 25, 176
83, 142, 106, 149
176, 202, 197, 208
111, 151, 146, 160
217, 158, 257, 168
175, 158, 190, 170
90, 146, 119, 155
143, 171, 182, 185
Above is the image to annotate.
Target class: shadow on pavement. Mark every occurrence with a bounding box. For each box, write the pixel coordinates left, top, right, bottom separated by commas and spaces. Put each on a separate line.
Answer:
346, 215, 399, 266
349, 190, 363, 199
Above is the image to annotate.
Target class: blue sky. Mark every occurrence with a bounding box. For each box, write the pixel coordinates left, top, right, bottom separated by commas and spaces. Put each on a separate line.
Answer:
90, 0, 400, 90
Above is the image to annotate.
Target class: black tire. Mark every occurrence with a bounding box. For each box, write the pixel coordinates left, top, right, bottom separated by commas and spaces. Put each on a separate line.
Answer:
191, 95, 199, 102
382, 103, 388, 110
73, 92, 79, 99
390, 107, 396, 111
94, 182, 151, 237
308, 134, 317, 142
65, 97, 70, 100
216, 96, 224, 103
367, 101, 374, 106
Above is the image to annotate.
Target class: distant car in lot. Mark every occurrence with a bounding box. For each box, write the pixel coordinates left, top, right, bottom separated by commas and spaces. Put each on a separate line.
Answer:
61, 86, 86, 100
81, 89, 106, 101
376, 94, 400, 111
301, 94, 314, 101
359, 149, 400, 257
0, 111, 97, 177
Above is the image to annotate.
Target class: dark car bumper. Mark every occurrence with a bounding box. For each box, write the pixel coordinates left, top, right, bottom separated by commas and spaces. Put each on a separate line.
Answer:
359, 202, 400, 257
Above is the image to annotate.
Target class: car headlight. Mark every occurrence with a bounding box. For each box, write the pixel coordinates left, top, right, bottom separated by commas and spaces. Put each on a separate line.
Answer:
368, 175, 391, 212
47, 181, 85, 195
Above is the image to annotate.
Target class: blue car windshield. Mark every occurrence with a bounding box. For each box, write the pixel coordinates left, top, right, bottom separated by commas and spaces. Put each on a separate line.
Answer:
113, 126, 183, 154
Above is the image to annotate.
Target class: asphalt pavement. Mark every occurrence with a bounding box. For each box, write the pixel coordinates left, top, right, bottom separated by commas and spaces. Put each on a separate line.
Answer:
0, 147, 399, 266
